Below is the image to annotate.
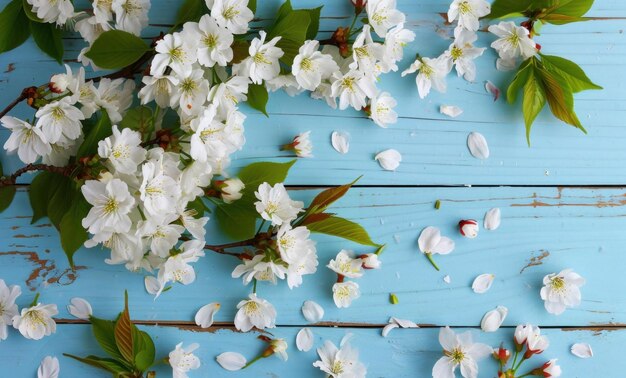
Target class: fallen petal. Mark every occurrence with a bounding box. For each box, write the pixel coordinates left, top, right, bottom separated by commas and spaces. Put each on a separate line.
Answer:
443, 275, 451, 284
216, 352, 247, 371
472, 274, 495, 294
375, 149, 402, 171
440, 105, 463, 118
331, 131, 350, 154
496, 57, 517, 72
480, 306, 508, 332
302, 300, 324, 323
195, 303, 221, 328
467, 132, 490, 159
382, 323, 399, 337
571, 343, 593, 358
391, 317, 419, 329
484, 208, 501, 231
485, 80, 501, 101
144, 276, 160, 295
296, 327, 314, 351
67, 298, 92, 320
38, 356, 59, 378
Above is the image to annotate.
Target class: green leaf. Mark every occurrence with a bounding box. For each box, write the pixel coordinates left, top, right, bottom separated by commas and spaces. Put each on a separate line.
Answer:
306, 177, 360, 215
306, 216, 379, 247
0, 186, 16, 212
91, 316, 126, 362
0, 0, 30, 54
538, 64, 585, 132
77, 110, 112, 158
540, 13, 589, 24
522, 66, 547, 145
268, 1, 311, 65
552, 0, 594, 17
540, 54, 602, 92
246, 84, 269, 117
215, 200, 258, 240
231, 40, 250, 64
59, 193, 90, 267
507, 60, 532, 104
29, 172, 56, 223
29, 20, 63, 64
63, 354, 129, 376
248, 0, 257, 13
114, 292, 135, 364
174, 0, 208, 28
119, 106, 154, 137
237, 160, 296, 196
46, 176, 75, 229
22, 0, 42, 22
305, 6, 322, 40
84, 30, 150, 69
488, 0, 533, 18
186, 197, 208, 217
133, 330, 155, 371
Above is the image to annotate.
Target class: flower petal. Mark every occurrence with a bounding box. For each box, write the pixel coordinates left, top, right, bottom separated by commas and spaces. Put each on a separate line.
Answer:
485, 81, 501, 101
443, 275, 451, 284
302, 300, 324, 323
331, 131, 350, 154
440, 105, 463, 118
216, 352, 247, 371
483, 208, 501, 231
382, 323, 399, 337
472, 274, 495, 294
391, 317, 419, 329
571, 343, 593, 358
296, 327, 314, 351
375, 149, 402, 171
144, 276, 160, 295
418, 226, 441, 253
195, 302, 221, 328
67, 298, 92, 320
480, 306, 508, 332
37, 356, 59, 378
467, 132, 490, 159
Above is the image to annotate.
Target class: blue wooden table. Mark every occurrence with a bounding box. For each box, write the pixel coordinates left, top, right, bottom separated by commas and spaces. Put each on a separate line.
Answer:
1, 0, 625, 376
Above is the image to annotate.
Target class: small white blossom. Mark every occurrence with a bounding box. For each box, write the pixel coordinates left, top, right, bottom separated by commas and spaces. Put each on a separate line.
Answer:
418, 226, 455, 255
151, 33, 198, 76
137, 216, 185, 258
328, 250, 363, 278
254, 182, 304, 226
292, 40, 339, 91
239, 31, 284, 84
331, 69, 376, 111
36, 98, 85, 144
171, 67, 210, 114
211, 0, 254, 34
443, 29, 485, 82
98, 125, 146, 174
383, 24, 415, 67
139, 75, 180, 108
432, 326, 492, 378
234, 293, 277, 332
221, 178, 245, 203
67, 298, 92, 320
489, 21, 537, 60
1, 116, 51, 164
139, 160, 181, 219
185, 15, 234, 67
313, 334, 367, 378
369, 92, 397, 128
332, 281, 360, 308
112, 0, 150, 36
169, 342, 201, 378
540, 269, 585, 315
27, 0, 74, 25
401, 57, 450, 99
447, 0, 490, 32
157, 240, 205, 295
0, 280, 21, 340
96, 78, 135, 123
12, 302, 58, 340
366, 0, 405, 38
81, 178, 136, 235
540, 360, 562, 377
270, 338, 289, 361
360, 253, 381, 269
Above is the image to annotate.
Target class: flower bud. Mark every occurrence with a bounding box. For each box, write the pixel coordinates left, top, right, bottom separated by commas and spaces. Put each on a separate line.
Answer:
459, 219, 479, 238
282, 131, 313, 158
492, 346, 510, 365
221, 178, 245, 203
531, 359, 561, 377
350, 0, 367, 15
359, 253, 381, 269
49, 73, 70, 93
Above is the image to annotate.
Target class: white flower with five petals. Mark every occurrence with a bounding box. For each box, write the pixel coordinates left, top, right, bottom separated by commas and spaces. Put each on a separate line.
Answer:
447, 0, 490, 32
234, 293, 277, 332
332, 281, 360, 308
313, 334, 367, 378
254, 182, 304, 226
401, 56, 451, 99
81, 178, 136, 235
211, 0, 254, 34
489, 21, 538, 60
0, 280, 20, 340
432, 326, 492, 378
1, 116, 51, 164
169, 342, 201, 378
112, 0, 150, 36
185, 14, 234, 67
540, 269, 585, 315
98, 126, 146, 174
366, 0, 405, 38
12, 302, 58, 340
292, 40, 339, 91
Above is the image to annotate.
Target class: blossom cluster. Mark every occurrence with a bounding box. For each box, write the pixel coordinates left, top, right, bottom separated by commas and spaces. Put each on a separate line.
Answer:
327, 249, 381, 308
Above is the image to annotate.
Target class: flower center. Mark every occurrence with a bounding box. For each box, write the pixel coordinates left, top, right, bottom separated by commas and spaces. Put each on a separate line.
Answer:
340, 77, 356, 92
300, 57, 313, 71
265, 202, 279, 216
506, 32, 520, 47
253, 52, 271, 65
551, 276, 565, 291
122, 0, 141, 14
222, 6, 240, 20
355, 46, 369, 60
24, 309, 46, 328
447, 348, 465, 364
450, 46, 464, 60
103, 198, 119, 214
244, 301, 260, 315
331, 360, 345, 374
169, 47, 184, 62
459, 1, 471, 14
203, 33, 218, 48
420, 63, 434, 78
111, 145, 129, 159
51, 106, 65, 120
372, 12, 387, 24
180, 78, 197, 94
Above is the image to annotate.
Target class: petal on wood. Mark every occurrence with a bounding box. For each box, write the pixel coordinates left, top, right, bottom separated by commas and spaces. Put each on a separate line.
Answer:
195, 302, 221, 328
375, 149, 402, 171
302, 300, 324, 323
472, 273, 495, 294
480, 306, 508, 332
144, 276, 160, 295
38, 356, 59, 378
467, 132, 490, 159
67, 297, 92, 320
571, 343, 594, 358
216, 352, 247, 371
296, 327, 314, 351
391, 317, 419, 329
331, 131, 350, 154
484, 208, 501, 230
443, 275, 451, 284
440, 105, 463, 118
485, 80, 501, 101
382, 323, 399, 337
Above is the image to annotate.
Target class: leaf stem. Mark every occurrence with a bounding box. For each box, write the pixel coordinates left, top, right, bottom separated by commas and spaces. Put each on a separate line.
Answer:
252, 278, 257, 294
242, 354, 264, 369
424, 253, 440, 271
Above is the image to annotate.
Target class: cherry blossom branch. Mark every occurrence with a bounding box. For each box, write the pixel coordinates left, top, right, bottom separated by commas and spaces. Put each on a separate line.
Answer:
0, 163, 74, 187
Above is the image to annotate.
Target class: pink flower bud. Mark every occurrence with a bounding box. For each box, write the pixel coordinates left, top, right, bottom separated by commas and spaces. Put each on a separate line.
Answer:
360, 253, 381, 269
49, 73, 69, 93
531, 359, 561, 377
459, 219, 479, 238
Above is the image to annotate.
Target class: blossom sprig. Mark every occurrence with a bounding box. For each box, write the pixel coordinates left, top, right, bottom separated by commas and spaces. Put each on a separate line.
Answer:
216, 335, 288, 371
327, 247, 384, 308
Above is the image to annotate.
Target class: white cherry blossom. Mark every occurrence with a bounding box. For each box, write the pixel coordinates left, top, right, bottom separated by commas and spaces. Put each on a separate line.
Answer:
81, 178, 136, 235
331, 69, 376, 111
366, 0, 405, 38
540, 269, 585, 315
254, 182, 304, 226
112, 0, 150, 36
221, 178, 245, 203
169, 342, 201, 378
240, 31, 284, 84
139, 75, 180, 108
292, 40, 339, 91
332, 281, 360, 308
234, 293, 277, 332
401, 56, 450, 99
185, 14, 234, 67
139, 161, 181, 219
447, 0, 490, 32
27, 0, 74, 25
0, 280, 20, 340
98, 126, 146, 174
12, 302, 58, 340
432, 326, 492, 378
328, 250, 363, 278
171, 67, 210, 114
443, 29, 485, 82
36, 98, 85, 144
151, 33, 198, 76
489, 21, 537, 60
157, 240, 205, 295
96, 78, 135, 123
369, 92, 397, 128
211, 0, 254, 34
313, 334, 367, 378
1, 116, 51, 164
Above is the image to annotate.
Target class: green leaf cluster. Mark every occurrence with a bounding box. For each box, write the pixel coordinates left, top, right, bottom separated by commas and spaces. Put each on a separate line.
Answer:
0, 0, 64, 63
507, 54, 601, 144
65, 292, 156, 377
490, 0, 595, 23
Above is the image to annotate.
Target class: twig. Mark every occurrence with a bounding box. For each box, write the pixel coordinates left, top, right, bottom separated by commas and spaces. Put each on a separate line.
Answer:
0, 86, 38, 120
0, 163, 74, 187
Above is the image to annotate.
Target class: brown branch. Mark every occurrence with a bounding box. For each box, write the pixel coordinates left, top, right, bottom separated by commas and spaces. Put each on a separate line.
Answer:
0, 163, 75, 187
0, 86, 38, 120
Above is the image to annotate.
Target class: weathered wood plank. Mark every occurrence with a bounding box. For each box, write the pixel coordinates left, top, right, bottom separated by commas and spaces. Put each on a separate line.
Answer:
1, 186, 624, 326
0, 324, 619, 377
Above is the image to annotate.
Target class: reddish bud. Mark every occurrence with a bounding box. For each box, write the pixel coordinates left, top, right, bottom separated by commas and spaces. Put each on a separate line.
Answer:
492, 347, 511, 365
535, 43, 542, 51
458, 219, 479, 238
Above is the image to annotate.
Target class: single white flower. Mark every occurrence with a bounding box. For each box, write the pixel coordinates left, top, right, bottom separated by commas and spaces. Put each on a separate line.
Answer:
27, 0, 74, 25
432, 326, 492, 378
440, 105, 463, 118
137, 217, 185, 258
96, 78, 135, 123
81, 178, 136, 235
195, 302, 221, 328
296, 327, 314, 352
292, 40, 339, 91
467, 131, 490, 159
211, 0, 254, 34
67, 298, 92, 320
207, 76, 250, 110
331, 131, 350, 154
313, 334, 367, 378
189, 106, 229, 163
234, 293, 277, 332
98, 125, 146, 174
35, 98, 85, 144
443, 29, 485, 82
0, 280, 21, 340
383, 24, 415, 67
171, 67, 210, 114
185, 15, 234, 67
472, 274, 495, 294
1, 116, 51, 164
382, 317, 419, 337
216, 352, 247, 371
366, 0, 405, 37
515, 324, 549, 354
139, 74, 180, 108
418, 226, 455, 255
540, 269, 585, 315
447, 0, 491, 32
328, 250, 363, 278
37, 356, 60, 378
401, 56, 450, 99
221, 178, 245, 203
458, 219, 479, 239
375, 149, 402, 171
331, 69, 376, 111
157, 240, 205, 295
571, 343, 593, 359
369, 92, 397, 128
169, 342, 201, 378
489, 21, 537, 60
180, 210, 209, 241
302, 300, 324, 323
254, 182, 304, 226
350, 25, 384, 73
242, 31, 284, 84
112, 0, 150, 36
151, 32, 198, 76
483, 208, 501, 231
12, 302, 58, 340
332, 281, 360, 308
480, 306, 507, 332
139, 161, 181, 219
270, 338, 289, 361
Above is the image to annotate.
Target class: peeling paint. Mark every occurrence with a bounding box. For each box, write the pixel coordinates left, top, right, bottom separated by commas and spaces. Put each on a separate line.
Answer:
520, 250, 550, 274
0, 251, 85, 291
4, 63, 14, 73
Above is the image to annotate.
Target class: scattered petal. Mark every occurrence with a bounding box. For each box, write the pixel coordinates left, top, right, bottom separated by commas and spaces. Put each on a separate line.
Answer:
331, 131, 350, 154
571, 343, 593, 359
440, 105, 463, 118
216, 352, 247, 371
302, 300, 324, 323
67, 298, 92, 320
496, 58, 517, 72
485, 81, 501, 101
480, 306, 508, 332
195, 303, 220, 328
484, 208, 501, 231
443, 275, 451, 284
375, 149, 402, 171
382, 323, 399, 337
296, 327, 314, 351
390, 317, 419, 329
38, 356, 59, 378
144, 276, 160, 295
467, 132, 490, 159
472, 274, 495, 294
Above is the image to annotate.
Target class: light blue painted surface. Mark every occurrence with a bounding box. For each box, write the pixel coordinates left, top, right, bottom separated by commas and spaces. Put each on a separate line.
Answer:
0, 0, 625, 376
